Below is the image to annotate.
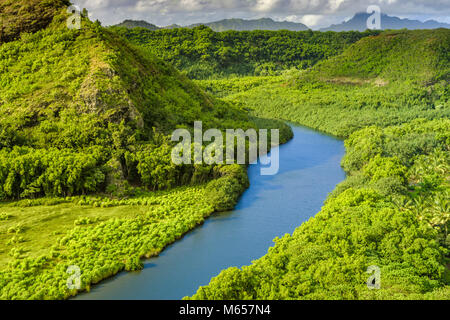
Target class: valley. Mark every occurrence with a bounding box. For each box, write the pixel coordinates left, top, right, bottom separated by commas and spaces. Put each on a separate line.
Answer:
0, 0, 448, 301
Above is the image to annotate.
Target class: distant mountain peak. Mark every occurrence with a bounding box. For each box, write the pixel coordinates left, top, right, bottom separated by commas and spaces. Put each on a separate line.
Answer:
114, 20, 160, 30
322, 12, 450, 32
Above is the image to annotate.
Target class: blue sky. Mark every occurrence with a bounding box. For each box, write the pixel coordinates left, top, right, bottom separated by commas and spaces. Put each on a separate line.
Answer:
72, 0, 450, 29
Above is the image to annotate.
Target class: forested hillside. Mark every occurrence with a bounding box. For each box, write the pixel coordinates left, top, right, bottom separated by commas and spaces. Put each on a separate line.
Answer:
189, 29, 450, 300
0, 3, 264, 198
197, 29, 449, 138
311, 29, 450, 84
111, 26, 380, 79
0, 0, 291, 299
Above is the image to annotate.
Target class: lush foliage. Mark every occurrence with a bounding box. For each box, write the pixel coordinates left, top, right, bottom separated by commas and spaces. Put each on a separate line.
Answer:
195, 29, 449, 137
189, 119, 450, 300
111, 26, 380, 79
0, 6, 289, 199
188, 29, 450, 300
0, 146, 107, 199
310, 29, 450, 84
1, 2, 448, 300
0, 165, 249, 299
0, 0, 292, 300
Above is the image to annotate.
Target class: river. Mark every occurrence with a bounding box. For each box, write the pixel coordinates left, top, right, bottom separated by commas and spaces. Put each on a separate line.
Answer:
77, 124, 346, 300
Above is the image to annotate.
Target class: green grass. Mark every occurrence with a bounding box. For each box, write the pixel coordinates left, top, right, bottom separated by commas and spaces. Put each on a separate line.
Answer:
0, 164, 248, 299
0, 202, 146, 267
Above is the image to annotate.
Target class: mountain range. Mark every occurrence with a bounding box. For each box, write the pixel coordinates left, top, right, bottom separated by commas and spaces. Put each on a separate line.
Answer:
113, 17, 308, 31
187, 18, 308, 31
114, 13, 450, 32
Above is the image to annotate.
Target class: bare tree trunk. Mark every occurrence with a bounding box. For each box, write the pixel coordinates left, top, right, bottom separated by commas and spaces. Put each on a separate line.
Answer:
0, 15, 3, 43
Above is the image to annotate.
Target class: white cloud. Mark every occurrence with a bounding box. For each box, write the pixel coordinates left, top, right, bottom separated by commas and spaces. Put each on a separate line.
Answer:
254, 0, 282, 12
299, 14, 326, 27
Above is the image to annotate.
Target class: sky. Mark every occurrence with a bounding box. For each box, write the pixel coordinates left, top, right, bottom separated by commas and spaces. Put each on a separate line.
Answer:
71, 0, 450, 29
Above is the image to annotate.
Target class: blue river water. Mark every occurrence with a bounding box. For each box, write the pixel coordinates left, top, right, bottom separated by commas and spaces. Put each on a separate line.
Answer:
77, 125, 346, 300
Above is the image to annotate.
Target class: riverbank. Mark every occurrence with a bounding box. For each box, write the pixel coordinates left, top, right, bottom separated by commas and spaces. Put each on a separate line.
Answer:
76, 125, 346, 299
188, 74, 450, 299
0, 119, 292, 300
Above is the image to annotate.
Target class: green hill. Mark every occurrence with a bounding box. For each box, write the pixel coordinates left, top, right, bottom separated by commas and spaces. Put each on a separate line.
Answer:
0, 10, 249, 148
114, 19, 160, 30
310, 29, 450, 84
0, 0, 292, 299
0, 1, 266, 199
199, 29, 449, 138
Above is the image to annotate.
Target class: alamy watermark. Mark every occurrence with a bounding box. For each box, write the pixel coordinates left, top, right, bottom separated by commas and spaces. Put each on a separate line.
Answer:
171, 121, 280, 176
66, 265, 81, 290
367, 5, 382, 30
366, 265, 381, 289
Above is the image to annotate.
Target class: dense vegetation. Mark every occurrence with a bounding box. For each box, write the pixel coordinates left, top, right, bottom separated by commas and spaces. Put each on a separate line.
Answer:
188, 29, 450, 299
1, 0, 448, 300
111, 26, 380, 79
190, 119, 450, 299
0, 165, 249, 299
196, 29, 449, 138
0, 0, 70, 44
321, 12, 450, 32
0, 4, 287, 199
0, 1, 291, 299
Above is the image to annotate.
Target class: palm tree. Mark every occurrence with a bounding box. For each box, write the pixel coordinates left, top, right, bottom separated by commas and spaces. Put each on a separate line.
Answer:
431, 191, 450, 237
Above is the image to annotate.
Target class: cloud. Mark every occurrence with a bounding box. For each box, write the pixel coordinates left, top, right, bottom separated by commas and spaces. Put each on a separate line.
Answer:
300, 14, 326, 27
71, 0, 450, 28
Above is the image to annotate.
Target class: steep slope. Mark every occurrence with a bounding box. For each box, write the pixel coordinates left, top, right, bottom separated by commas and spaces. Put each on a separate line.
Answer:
0, 0, 70, 43
0, 1, 259, 199
0, 17, 248, 149
0, 1, 293, 300
322, 12, 450, 32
